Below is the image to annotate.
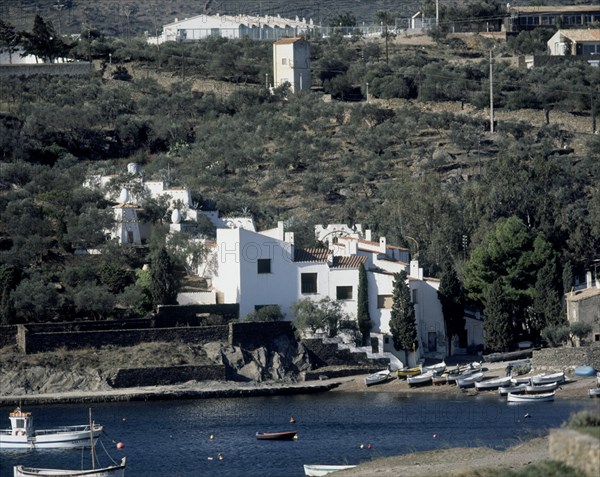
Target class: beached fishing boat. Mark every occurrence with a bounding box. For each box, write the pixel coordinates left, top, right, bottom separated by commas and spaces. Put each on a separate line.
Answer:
588, 388, 600, 398
432, 374, 447, 385
474, 376, 512, 391
303, 464, 357, 476
0, 408, 103, 450
256, 431, 297, 441
364, 369, 391, 386
597, 372, 600, 386
510, 376, 531, 385
507, 391, 555, 403
397, 367, 421, 379
13, 458, 126, 477
457, 372, 484, 389
407, 370, 433, 387
498, 384, 527, 396
423, 361, 446, 374
525, 382, 559, 394
531, 372, 565, 385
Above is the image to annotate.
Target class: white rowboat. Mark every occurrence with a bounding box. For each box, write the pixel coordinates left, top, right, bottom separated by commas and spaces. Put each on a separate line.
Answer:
474, 376, 512, 390
0, 408, 103, 450
304, 464, 357, 476
531, 372, 565, 385
525, 382, 559, 393
507, 391, 555, 403
13, 458, 126, 477
498, 384, 527, 396
407, 370, 434, 387
364, 369, 391, 386
588, 388, 600, 398
457, 372, 484, 389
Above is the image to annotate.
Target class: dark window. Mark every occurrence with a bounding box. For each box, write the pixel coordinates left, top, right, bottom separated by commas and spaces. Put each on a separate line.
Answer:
126, 231, 134, 244
377, 295, 393, 309
595, 333, 600, 342
301, 273, 318, 294
336, 286, 353, 300
257, 259, 271, 274
412, 289, 418, 304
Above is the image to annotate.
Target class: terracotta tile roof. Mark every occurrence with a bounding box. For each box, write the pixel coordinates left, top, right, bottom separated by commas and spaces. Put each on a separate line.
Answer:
293, 248, 366, 269
294, 248, 329, 262
565, 286, 600, 302
560, 29, 600, 42
273, 37, 304, 45
331, 256, 367, 269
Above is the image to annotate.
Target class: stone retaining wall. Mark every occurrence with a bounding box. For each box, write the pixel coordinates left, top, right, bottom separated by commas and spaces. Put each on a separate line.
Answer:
19, 325, 228, 354
0, 63, 93, 77
302, 339, 389, 368
109, 364, 226, 388
229, 321, 295, 350
156, 304, 239, 325
532, 347, 600, 371
0, 325, 17, 348
549, 429, 600, 477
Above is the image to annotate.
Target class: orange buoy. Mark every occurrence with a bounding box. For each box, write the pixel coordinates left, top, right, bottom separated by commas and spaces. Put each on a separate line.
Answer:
116, 442, 125, 449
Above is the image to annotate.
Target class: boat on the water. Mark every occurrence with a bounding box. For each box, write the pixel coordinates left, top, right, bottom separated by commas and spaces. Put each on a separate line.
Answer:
457, 372, 484, 389
525, 382, 559, 394
12, 409, 125, 477
407, 370, 433, 387
256, 431, 297, 441
531, 372, 565, 385
498, 384, 527, 396
303, 464, 357, 476
474, 376, 512, 391
364, 369, 391, 386
0, 408, 103, 450
13, 458, 126, 477
397, 367, 421, 379
574, 365, 596, 377
507, 391, 555, 403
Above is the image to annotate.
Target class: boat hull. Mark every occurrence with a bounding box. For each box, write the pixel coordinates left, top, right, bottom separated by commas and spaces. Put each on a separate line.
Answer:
507, 392, 555, 403
0, 427, 103, 450
589, 388, 600, 398
303, 464, 356, 476
256, 431, 297, 441
531, 373, 565, 385
364, 370, 391, 386
475, 377, 512, 390
397, 368, 421, 379
13, 458, 126, 477
498, 384, 527, 396
407, 371, 433, 387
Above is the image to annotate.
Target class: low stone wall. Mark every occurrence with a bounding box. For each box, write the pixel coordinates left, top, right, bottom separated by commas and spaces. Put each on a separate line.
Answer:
19, 325, 228, 354
532, 347, 600, 371
549, 429, 600, 477
156, 304, 239, 325
229, 321, 295, 350
109, 364, 226, 388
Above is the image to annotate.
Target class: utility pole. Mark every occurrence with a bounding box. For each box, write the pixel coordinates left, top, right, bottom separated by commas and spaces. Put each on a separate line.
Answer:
436, 0, 439, 27
366, 82, 369, 103
592, 91, 597, 134
489, 50, 494, 133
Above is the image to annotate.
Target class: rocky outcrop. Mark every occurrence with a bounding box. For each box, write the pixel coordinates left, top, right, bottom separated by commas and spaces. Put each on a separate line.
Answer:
549, 429, 600, 477
206, 335, 312, 382
0, 366, 111, 395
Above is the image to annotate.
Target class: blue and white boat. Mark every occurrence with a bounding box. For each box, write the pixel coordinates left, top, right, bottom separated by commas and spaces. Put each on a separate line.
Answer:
0, 408, 103, 450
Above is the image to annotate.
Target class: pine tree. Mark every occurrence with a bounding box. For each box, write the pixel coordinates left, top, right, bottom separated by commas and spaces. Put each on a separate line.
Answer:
389, 271, 417, 365
531, 259, 565, 337
149, 247, 179, 306
357, 264, 371, 346
484, 279, 514, 352
437, 261, 465, 356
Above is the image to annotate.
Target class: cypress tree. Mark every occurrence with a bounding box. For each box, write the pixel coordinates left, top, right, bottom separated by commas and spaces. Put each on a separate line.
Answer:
149, 247, 179, 306
484, 279, 514, 352
437, 261, 465, 356
357, 264, 371, 346
389, 271, 418, 365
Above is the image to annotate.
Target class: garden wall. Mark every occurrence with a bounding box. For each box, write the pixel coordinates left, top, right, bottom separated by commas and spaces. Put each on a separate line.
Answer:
156, 304, 239, 325
0, 325, 17, 348
531, 346, 600, 371
0, 63, 93, 77
229, 321, 295, 350
109, 364, 226, 388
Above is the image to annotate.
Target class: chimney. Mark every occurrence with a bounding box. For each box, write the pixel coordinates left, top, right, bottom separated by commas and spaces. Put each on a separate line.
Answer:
379, 236, 386, 253
365, 229, 372, 242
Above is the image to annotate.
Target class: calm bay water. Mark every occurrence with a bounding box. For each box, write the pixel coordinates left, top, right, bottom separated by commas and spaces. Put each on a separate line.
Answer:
1, 392, 597, 477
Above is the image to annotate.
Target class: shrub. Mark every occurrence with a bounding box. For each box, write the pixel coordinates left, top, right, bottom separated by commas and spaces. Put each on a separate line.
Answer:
243, 305, 284, 322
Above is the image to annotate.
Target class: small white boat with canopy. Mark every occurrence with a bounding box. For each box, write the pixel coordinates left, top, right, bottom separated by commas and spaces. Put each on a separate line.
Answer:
0, 407, 103, 450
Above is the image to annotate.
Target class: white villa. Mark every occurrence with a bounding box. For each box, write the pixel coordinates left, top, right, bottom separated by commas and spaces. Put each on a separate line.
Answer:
181, 218, 447, 363
147, 13, 314, 44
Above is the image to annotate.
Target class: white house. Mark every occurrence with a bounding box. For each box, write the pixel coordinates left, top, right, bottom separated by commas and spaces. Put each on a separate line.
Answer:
272, 38, 311, 93
148, 13, 314, 44
547, 29, 600, 56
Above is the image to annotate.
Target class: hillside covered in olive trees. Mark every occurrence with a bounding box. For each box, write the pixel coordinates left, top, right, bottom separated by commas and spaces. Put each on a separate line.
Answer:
0, 4, 599, 351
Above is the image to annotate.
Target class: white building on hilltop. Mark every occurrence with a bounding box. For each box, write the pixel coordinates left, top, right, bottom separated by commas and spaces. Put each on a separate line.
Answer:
272, 38, 311, 93
147, 13, 314, 44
